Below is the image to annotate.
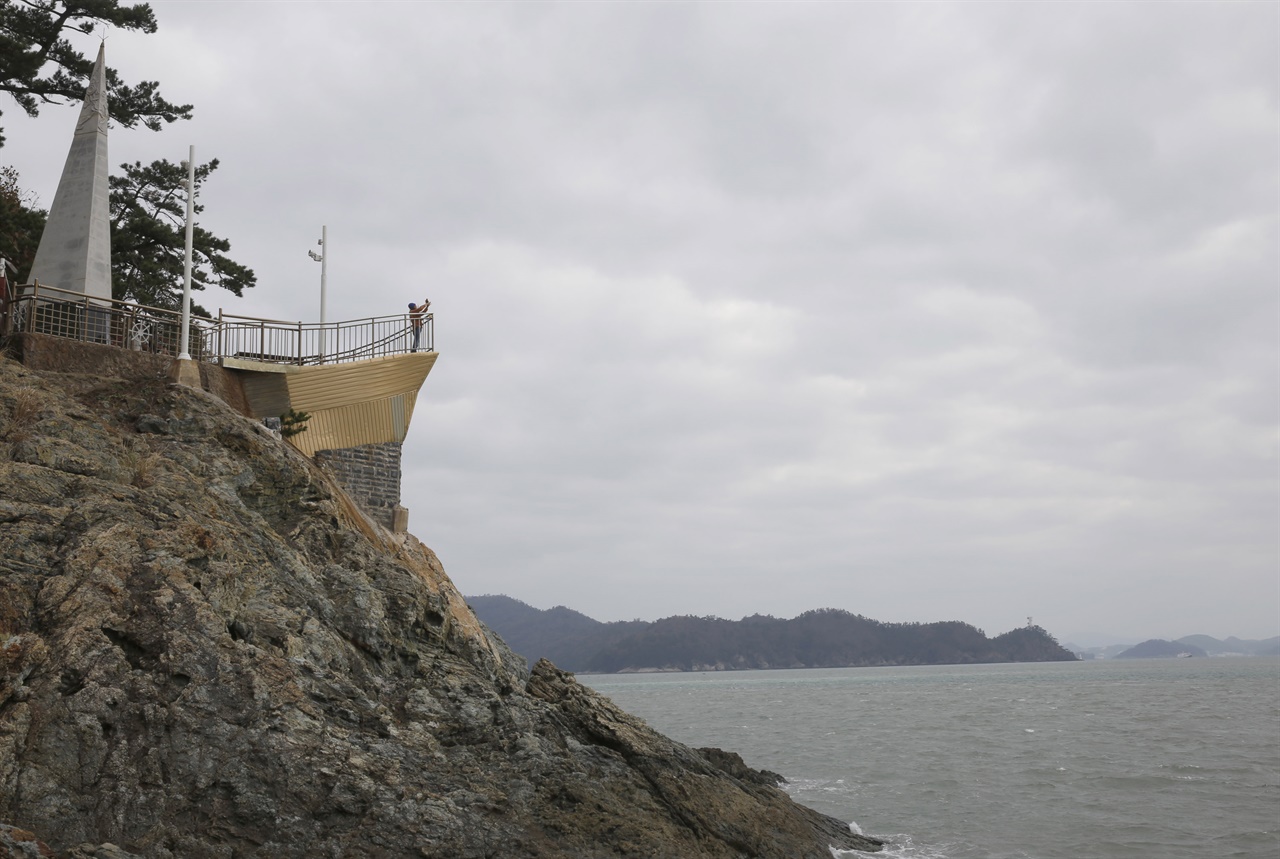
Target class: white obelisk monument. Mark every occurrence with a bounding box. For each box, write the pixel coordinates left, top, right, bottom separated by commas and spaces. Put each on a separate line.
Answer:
27, 43, 112, 304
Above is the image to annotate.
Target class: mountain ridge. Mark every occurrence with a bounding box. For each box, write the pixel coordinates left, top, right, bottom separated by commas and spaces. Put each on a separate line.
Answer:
1115, 639, 1210, 659
467, 594, 1077, 672
1064, 634, 1279, 659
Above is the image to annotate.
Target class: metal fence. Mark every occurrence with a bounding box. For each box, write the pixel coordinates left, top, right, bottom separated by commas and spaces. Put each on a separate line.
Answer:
1, 282, 216, 359
212, 310, 432, 365
0, 281, 433, 366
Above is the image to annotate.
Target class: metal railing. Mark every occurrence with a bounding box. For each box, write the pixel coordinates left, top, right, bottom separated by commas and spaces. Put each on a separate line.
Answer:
1, 282, 216, 359
0, 281, 433, 367
213, 310, 432, 365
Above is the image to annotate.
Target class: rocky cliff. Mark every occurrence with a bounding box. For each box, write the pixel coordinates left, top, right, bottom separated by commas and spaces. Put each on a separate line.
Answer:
0, 354, 882, 858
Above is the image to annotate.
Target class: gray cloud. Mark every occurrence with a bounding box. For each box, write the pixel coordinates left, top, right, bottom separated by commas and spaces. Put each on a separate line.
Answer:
4, 1, 1275, 644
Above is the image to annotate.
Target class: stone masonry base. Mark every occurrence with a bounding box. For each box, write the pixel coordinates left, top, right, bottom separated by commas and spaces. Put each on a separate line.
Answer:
313, 442, 408, 533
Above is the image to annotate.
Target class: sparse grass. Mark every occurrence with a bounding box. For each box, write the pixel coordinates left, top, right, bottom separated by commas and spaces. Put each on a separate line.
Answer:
130, 453, 155, 488
2, 387, 44, 445
120, 442, 160, 488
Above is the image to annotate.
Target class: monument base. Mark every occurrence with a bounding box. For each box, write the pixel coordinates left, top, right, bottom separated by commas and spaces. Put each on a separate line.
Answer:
168, 358, 201, 388
392, 505, 409, 534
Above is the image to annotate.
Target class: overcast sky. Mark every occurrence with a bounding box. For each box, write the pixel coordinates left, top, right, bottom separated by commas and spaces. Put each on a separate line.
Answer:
4, 1, 1277, 646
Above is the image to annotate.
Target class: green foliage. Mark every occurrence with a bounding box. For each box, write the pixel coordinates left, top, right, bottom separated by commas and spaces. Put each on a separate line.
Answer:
0, 4, 251, 312
0, 159, 255, 315
0, 0, 192, 147
110, 158, 256, 314
278, 408, 310, 439
0, 165, 44, 278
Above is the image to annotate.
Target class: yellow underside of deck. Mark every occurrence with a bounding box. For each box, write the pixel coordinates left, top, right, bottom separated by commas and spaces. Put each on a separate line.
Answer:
226, 352, 438, 456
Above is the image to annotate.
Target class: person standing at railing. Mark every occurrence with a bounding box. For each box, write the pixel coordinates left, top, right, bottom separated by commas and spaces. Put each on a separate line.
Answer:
408, 298, 430, 352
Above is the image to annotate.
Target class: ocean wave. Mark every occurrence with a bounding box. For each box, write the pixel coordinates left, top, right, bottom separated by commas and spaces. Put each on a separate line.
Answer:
830, 832, 958, 859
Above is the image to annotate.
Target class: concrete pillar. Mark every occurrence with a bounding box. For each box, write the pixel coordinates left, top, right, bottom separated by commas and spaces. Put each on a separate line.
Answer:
168, 357, 202, 388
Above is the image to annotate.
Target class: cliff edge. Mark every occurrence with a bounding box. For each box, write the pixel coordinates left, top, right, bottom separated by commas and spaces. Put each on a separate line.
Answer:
0, 355, 882, 858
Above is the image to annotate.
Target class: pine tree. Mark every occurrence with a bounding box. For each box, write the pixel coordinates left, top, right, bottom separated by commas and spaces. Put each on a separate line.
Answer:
0, 0, 193, 148
0, 159, 255, 313
110, 158, 256, 314
279, 409, 310, 439
0, 165, 44, 275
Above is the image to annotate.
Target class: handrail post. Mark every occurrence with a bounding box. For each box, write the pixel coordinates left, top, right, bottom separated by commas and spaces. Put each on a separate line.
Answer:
217, 308, 223, 362
259, 319, 265, 360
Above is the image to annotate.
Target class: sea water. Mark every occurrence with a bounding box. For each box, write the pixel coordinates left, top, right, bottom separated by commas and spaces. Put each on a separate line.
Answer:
582, 658, 1280, 859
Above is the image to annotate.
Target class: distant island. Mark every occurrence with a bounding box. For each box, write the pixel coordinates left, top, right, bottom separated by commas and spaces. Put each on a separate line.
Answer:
465, 595, 1078, 672
1065, 635, 1280, 660
1172, 634, 1280, 656
1115, 639, 1209, 659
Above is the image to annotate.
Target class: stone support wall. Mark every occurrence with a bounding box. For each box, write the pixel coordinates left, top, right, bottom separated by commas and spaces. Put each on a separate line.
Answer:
11, 332, 251, 416
313, 442, 407, 533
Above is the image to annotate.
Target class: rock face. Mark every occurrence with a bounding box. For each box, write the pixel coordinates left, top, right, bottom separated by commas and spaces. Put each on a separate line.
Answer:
0, 355, 882, 858
0, 822, 141, 859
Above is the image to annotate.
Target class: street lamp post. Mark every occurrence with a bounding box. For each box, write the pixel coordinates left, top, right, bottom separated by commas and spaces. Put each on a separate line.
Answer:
178, 145, 195, 360
309, 225, 327, 361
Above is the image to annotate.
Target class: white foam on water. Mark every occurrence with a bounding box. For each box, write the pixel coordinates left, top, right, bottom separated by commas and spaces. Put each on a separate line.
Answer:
782, 776, 855, 796
830, 833, 953, 858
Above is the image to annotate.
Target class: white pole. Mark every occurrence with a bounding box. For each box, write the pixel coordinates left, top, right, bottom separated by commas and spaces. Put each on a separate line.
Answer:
319, 225, 327, 362
320, 225, 328, 324
178, 145, 195, 360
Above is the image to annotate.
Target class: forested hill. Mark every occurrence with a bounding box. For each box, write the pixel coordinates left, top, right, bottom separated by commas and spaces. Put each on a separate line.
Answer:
463, 595, 649, 670
466, 596, 1077, 672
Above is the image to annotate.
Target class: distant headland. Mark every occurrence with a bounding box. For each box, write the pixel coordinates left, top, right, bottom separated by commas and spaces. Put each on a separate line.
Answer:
466, 595, 1078, 672
1065, 635, 1280, 660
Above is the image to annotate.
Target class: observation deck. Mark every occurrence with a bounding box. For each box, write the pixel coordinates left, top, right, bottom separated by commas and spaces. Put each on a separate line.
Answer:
0, 282, 438, 457
1, 281, 432, 365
